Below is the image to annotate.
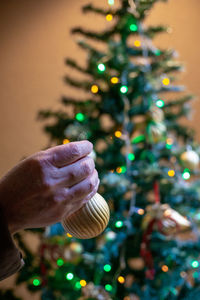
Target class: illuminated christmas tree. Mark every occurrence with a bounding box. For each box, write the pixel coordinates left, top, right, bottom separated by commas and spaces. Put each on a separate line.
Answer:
11, 0, 200, 299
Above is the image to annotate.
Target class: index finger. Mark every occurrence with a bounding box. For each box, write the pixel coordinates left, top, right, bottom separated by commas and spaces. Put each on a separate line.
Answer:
48, 141, 93, 168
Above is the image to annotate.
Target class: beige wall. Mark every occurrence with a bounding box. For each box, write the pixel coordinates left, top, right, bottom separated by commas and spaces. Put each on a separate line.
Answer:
0, 0, 200, 297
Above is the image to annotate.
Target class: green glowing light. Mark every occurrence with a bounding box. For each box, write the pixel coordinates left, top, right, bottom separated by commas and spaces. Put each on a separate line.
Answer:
98, 63, 106, 72
75, 282, 81, 289
57, 258, 64, 267
193, 272, 199, 279
75, 113, 85, 122
108, 0, 114, 5
66, 273, 74, 280
115, 220, 123, 228
182, 171, 190, 180
128, 153, 135, 161
166, 144, 172, 150
191, 260, 199, 268
105, 284, 113, 292
104, 264, 112, 272
33, 279, 41, 286
155, 49, 161, 56
156, 99, 165, 108
121, 166, 127, 173
120, 86, 128, 94
130, 24, 138, 32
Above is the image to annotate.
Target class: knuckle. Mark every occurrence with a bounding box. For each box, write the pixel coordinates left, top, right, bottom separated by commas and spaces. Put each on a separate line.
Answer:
82, 159, 94, 175
69, 143, 81, 158
88, 177, 96, 192
67, 168, 77, 182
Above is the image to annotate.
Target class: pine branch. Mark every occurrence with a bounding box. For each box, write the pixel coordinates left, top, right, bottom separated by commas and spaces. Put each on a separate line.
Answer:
82, 4, 112, 16
65, 58, 88, 74
164, 95, 194, 108
72, 27, 116, 42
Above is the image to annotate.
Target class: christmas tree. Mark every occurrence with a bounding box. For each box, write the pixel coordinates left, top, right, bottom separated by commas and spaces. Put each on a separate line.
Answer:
11, 0, 200, 299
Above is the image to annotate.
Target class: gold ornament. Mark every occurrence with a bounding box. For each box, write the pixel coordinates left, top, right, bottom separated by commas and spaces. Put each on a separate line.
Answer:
180, 150, 199, 170
147, 106, 164, 123
142, 203, 191, 235
62, 193, 110, 239
146, 122, 166, 143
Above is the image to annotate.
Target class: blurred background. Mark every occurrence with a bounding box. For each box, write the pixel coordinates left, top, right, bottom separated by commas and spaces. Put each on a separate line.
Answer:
0, 0, 200, 298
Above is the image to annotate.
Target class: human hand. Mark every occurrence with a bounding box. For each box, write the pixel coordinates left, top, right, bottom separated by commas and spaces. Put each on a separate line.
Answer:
0, 141, 99, 234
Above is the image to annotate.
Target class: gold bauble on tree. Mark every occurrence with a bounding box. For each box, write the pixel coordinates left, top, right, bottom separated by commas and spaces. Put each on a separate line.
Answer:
62, 193, 110, 239
146, 122, 166, 143
180, 150, 199, 170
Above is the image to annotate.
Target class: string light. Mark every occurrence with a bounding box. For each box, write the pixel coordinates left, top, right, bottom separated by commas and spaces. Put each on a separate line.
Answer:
138, 208, 144, 215
128, 153, 135, 161
104, 264, 112, 272
156, 99, 165, 108
182, 170, 190, 180
118, 276, 125, 284
115, 130, 122, 138
162, 265, 169, 272
75, 282, 82, 289
57, 258, 64, 267
98, 63, 106, 72
33, 278, 41, 286
115, 220, 123, 228
193, 272, 198, 279
180, 271, 187, 278
75, 113, 85, 122
155, 49, 161, 56
166, 138, 173, 145
67, 233, 72, 238
63, 139, 70, 144
191, 260, 199, 268
120, 86, 128, 94
168, 170, 175, 177
106, 14, 113, 21
80, 279, 87, 287
116, 167, 122, 173
66, 273, 74, 280
134, 40, 141, 47
105, 284, 113, 291
130, 24, 138, 32
121, 166, 127, 173
111, 76, 119, 84
91, 85, 99, 94
162, 77, 170, 86
166, 138, 173, 149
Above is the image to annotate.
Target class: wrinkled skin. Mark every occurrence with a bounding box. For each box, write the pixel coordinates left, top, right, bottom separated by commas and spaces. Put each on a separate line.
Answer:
0, 141, 99, 234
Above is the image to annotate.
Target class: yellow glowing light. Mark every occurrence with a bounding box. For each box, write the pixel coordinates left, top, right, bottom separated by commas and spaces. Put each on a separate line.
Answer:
166, 138, 173, 145
115, 131, 122, 138
124, 297, 130, 300
168, 170, 175, 177
162, 265, 169, 272
106, 14, 113, 21
162, 78, 170, 86
67, 233, 72, 238
63, 139, 70, 144
138, 209, 144, 215
80, 280, 87, 287
134, 40, 141, 47
180, 271, 187, 278
118, 276, 125, 284
91, 85, 99, 94
116, 167, 122, 173
111, 77, 119, 84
